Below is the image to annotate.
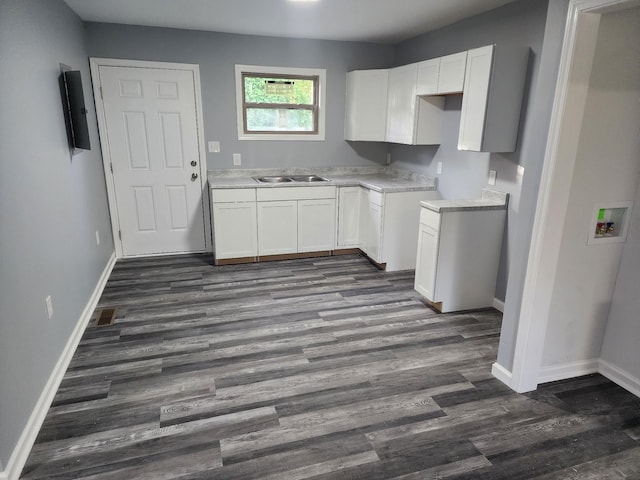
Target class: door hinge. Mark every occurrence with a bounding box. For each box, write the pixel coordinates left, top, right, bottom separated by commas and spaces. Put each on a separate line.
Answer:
100, 86, 103, 99
118, 230, 122, 240
110, 163, 113, 173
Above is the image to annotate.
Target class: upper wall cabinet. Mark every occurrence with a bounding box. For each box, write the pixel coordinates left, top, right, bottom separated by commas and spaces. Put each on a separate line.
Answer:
416, 58, 440, 96
386, 63, 444, 145
416, 52, 467, 96
458, 45, 530, 152
437, 51, 467, 94
345, 69, 389, 142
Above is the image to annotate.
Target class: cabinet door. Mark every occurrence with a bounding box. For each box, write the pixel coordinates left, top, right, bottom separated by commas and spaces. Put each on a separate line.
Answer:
414, 223, 440, 301
212, 202, 257, 259
257, 201, 298, 255
337, 187, 360, 247
344, 70, 388, 141
458, 45, 493, 151
298, 199, 336, 252
437, 51, 467, 94
359, 190, 383, 262
416, 58, 440, 96
385, 63, 418, 144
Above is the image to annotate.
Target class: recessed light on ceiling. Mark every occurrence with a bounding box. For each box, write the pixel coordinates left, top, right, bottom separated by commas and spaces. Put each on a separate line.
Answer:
288, 0, 319, 3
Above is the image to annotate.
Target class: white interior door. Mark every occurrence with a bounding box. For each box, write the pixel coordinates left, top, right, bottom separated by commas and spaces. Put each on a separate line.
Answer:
98, 65, 206, 256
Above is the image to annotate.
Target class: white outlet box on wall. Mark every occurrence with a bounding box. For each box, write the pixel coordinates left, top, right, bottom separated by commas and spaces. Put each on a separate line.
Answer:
587, 201, 633, 245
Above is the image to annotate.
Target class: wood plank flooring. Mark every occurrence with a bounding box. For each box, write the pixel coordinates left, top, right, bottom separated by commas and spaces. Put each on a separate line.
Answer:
20, 254, 640, 479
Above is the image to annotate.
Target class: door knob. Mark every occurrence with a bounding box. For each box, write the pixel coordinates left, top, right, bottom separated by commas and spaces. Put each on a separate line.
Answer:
191, 160, 197, 167
191, 173, 198, 180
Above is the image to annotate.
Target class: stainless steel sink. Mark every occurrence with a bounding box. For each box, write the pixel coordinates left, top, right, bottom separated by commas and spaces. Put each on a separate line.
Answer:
253, 176, 293, 183
289, 175, 329, 182
253, 175, 329, 183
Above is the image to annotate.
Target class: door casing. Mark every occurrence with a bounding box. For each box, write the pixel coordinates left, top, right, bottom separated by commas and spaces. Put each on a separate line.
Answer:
90, 57, 212, 258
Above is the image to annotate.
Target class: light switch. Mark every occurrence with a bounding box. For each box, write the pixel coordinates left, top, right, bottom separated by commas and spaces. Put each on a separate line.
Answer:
233, 153, 241, 166
436, 162, 443, 175
488, 170, 497, 186
208, 141, 220, 153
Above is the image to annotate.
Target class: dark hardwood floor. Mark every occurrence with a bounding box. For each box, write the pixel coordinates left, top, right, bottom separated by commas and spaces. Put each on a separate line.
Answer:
20, 254, 640, 479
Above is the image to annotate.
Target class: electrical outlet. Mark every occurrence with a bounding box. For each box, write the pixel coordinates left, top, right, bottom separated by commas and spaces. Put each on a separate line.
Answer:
488, 170, 497, 186
45, 295, 53, 319
233, 153, 241, 166
436, 162, 443, 175
95, 230, 100, 246
208, 141, 220, 153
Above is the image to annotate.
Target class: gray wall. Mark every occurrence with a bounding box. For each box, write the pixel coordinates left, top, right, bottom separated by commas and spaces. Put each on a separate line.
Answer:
84, 23, 395, 170
601, 180, 640, 380
0, 0, 113, 469
391, 0, 550, 303
549, 7, 640, 372
497, 0, 571, 370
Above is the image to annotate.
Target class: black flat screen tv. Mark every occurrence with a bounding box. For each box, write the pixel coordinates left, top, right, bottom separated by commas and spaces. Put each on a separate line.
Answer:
59, 68, 91, 152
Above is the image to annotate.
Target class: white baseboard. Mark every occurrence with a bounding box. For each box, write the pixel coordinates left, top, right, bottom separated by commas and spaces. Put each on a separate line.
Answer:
599, 359, 640, 399
491, 361, 513, 388
537, 359, 599, 384
492, 297, 505, 313
1, 252, 116, 480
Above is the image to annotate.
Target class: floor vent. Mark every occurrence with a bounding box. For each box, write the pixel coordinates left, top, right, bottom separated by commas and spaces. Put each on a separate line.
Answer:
95, 307, 116, 326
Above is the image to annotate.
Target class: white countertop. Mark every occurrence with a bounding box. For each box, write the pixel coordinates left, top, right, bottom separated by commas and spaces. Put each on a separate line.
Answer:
207, 167, 437, 193
420, 189, 509, 213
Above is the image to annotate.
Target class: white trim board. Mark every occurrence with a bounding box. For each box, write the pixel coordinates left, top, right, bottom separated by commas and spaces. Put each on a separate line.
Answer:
494, 358, 640, 399
491, 362, 513, 389
492, 297, 505, 313
0, 253, 116, 480
89, 58, 212, 259
537, 359, 600, 384
599, 360, 640, 398
507, 0, 638, 394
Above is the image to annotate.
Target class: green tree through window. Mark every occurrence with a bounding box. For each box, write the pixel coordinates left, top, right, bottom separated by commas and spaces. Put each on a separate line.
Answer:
242, 73, 318, 133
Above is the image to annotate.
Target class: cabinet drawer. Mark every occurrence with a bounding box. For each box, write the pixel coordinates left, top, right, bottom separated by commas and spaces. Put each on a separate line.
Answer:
420, 207, 441, 231
211, 188, 256, 203
257, 186, 336, 202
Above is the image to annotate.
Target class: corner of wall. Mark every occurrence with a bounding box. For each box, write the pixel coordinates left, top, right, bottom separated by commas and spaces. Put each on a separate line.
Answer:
1, 253, 115, 480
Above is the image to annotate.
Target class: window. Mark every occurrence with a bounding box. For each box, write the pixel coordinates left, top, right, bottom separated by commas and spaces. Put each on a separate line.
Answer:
235, 65, 326, 141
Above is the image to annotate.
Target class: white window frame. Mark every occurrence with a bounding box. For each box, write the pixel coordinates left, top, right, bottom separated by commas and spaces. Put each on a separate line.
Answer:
235, 64, 326, 141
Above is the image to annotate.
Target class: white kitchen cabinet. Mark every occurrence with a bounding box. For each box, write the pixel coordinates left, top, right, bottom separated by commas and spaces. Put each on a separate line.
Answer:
414, 222, 440, 301
386, 63, 444, 145
211, 188, 257, 262
359, 187, 440, 271
257, 200, 298, 256
436, 51, 467, 94
344, 69, 388, 141
414, 202, 507, 312
416, 58, 440, 96
256, 186, 337, 256
458, 45, 529, 152
359, 188, 383, 262
298, 199, 336, 252
212, 203, 257, 260
337, 187, 360, 248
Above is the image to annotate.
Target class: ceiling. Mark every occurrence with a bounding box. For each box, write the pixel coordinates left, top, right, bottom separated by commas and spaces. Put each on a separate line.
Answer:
64, 0, 519, 44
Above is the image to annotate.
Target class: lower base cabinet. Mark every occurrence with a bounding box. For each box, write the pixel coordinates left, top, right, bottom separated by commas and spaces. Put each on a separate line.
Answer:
211, 188, 258, 260
360, 188, 439, 271
211, 184, 439, 270
298, 199, 336, 252
414, 205, 506, 312
336, 187, 360, 248
212, 203, 258, 259
257, 200, 298, 255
